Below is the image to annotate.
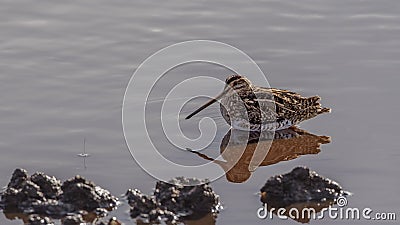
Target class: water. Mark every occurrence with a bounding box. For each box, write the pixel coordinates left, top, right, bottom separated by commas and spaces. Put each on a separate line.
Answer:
1, 0, 400, 224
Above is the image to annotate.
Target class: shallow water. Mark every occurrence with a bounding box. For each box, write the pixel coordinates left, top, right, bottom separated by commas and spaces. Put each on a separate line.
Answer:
1, 0, 400, 224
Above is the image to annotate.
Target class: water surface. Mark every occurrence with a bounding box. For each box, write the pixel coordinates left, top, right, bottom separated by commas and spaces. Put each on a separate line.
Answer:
1, 0, 400, 224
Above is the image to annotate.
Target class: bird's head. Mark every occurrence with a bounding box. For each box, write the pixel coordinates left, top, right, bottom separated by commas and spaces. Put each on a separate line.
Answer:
185, 74, 252, 120
224, 74, 252, 91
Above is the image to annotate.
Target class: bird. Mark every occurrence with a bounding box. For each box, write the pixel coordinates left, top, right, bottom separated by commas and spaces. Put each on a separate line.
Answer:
185, 74, 330, 131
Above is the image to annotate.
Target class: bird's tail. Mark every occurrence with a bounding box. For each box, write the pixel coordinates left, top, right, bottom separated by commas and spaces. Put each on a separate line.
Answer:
304, 96, 331, 113
317, 107, 331, 114
291, 96, 331, 122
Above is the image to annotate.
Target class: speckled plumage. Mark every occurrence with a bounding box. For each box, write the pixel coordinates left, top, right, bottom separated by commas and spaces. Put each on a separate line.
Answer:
186, 74, 330, 131
220, 75, 330, 131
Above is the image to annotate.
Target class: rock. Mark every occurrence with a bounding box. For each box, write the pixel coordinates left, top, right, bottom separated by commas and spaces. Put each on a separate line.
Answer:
0, 168, 118, 223
108, 217, 122, 225
154, 177, 220, 219
22, 181, 44, 200
30, 199, 70, 216
126, 189, 159, 218
1, 187, 26, 209
31, 172, 62, 199
95, 217, 122, 225
27, 214, 54, 225
95, 207, 109, 217
1, 180, 46, 212
1, 168, 63, 214
148, 208, 178, 224
127, 177, 220, 224
7, 168, 28, 189
260, 166, 344, 206
60, 175, 118, 212
62, 214, 84, 225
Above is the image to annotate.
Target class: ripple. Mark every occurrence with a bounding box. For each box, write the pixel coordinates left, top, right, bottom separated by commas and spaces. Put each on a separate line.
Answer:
280, 13, 325, 20
17, 19, 49, 27
349, 14, 399, 20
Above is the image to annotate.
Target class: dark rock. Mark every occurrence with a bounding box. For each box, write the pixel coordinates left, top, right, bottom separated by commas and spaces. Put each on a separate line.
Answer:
62, 214, 84, 225
260, 166, 344, 206
95, 217, 122, 225
1, 187, 26, 209
31, 199, 71, 216
127, 177, 220, 223
154, 177, 220, 219
8, 168, 28, 189
148, 208, 178, 224
95, 207, 109, 217
2, 180, 46, 213
0, 168, 118, 223
27, 214, 54, 225
1, 169, 53, 213
60, 175, 118, 212
126, 189, 158, 218
22, 181, 44, 200
108, 217, 122, 225
31, 172, 61, 199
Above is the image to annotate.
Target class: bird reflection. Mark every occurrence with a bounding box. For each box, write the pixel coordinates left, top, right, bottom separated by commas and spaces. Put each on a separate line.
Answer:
189, 126, 330, 183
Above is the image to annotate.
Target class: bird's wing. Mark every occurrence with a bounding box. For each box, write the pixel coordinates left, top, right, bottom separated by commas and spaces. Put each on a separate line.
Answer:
256, 99, 296, 113
252, 87, 296, 114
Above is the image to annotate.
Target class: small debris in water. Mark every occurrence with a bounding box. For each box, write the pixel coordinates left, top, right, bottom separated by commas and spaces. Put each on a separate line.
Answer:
77, 153, 90, 157
78, 138, 90, 157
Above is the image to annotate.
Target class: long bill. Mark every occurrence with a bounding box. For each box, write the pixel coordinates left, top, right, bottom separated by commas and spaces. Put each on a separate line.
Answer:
185, 89, 228, 120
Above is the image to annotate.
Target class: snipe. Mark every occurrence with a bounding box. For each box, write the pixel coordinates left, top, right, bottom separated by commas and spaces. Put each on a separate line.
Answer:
185, 75, 330, 131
